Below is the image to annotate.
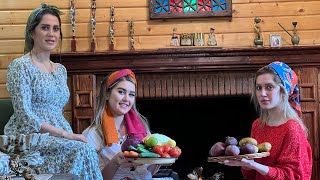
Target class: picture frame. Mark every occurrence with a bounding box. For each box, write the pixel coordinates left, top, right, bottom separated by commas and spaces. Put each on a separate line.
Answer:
270, 34, 282, 47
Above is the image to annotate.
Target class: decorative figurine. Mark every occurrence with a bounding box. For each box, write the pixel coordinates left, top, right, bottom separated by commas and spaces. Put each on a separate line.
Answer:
253, 17, 264, 47
70, 0, 76, 52
129, 18, 135, 51
210, 172, 224, 180
194, 32, 204, 46
180, 33, 193, 46
109, 5, 115, 51
90, 0, 97, 52
208, 28, 217, 46
187, 167, 203, 180
170, 28, 179, 46
278, 22, 300, 46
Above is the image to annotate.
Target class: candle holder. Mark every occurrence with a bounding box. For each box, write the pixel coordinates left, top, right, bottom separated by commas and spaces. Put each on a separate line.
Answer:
291, 22, 300, 45
278, 22, 300, 46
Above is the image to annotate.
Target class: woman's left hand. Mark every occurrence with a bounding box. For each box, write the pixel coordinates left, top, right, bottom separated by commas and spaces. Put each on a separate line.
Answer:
220, 158, 254, 170
62, 132, 88, 143
72, 134, 89, 143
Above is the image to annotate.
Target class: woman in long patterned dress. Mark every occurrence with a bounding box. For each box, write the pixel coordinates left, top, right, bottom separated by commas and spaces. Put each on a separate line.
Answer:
5, 3, 102, 179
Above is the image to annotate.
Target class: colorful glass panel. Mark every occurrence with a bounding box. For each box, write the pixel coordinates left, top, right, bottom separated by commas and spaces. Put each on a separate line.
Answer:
170, 0, 183, 12
183, 0, 197, 12
156, 0, 169, 13
198, 0, 211, 11
212, 0, 226, 11
150, 0, 232, 19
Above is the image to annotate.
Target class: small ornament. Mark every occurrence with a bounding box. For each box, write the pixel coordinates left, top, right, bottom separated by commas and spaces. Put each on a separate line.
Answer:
170, 28, 179, 46
180, 33, 193, 46
70, 0, 76, 52
109, 5, 115, 51
208, 28, 217, 46
129, 18, 135, 51
90, 0, 97, 52
270, 34, 282, 47
187, 167, 203, 180
211, 172, 224, 180
194, 33, 204, 46
278, 22, 300, 46
291, 22, 300, 45
253, 17, 264, 47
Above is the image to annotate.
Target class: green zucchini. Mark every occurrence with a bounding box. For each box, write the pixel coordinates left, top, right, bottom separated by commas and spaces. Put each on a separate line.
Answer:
137, 146, 150, 153
128, 145, 138, 152
137, 144, 146, 149
139, 152, 161, 158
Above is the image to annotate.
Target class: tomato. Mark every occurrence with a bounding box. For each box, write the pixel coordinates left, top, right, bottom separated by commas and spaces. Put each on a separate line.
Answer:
168, 146, 182, 157
163, 144, 172, 153
152, 145, 164, 155
160, 152, 171, 158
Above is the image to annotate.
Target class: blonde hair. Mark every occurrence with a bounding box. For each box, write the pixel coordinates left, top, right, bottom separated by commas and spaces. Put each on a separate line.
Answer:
251, 66, 308, 135
88, 75, 151, 151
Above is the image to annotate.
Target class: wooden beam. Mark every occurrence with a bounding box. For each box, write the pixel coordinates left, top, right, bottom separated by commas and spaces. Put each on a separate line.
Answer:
52, 46, 320, 74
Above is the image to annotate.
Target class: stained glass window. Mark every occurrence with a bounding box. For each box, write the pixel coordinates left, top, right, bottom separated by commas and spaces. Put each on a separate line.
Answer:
150, 0, 232, 19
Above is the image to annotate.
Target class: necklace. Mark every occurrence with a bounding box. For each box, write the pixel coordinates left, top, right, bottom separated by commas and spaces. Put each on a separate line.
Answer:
30, 51, 54, 75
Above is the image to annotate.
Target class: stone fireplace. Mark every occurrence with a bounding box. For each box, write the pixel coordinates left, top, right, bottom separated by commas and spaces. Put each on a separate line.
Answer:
137, 96, 257, 178
55, 46, 320, 180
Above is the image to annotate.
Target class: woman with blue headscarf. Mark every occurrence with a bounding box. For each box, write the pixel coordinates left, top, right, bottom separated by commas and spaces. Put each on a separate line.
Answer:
5, 3, 102, 179
221, 61, 312, 179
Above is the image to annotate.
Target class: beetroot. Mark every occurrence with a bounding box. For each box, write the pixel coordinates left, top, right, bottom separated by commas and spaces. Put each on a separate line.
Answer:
225, 145, 240, 156
240, 143, 258, 154
225, 136, 238, 146
209, 142, 226, 157
121, 135, 143, 152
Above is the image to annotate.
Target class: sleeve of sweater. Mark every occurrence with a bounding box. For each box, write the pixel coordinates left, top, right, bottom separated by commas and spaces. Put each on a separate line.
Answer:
264, 121, 311, 180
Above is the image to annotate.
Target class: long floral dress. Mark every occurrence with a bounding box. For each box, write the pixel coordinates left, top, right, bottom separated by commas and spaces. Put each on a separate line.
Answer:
5, 55, 102, 180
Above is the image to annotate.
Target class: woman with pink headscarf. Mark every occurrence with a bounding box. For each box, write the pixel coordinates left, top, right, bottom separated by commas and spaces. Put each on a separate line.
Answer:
83, 69, 173, 180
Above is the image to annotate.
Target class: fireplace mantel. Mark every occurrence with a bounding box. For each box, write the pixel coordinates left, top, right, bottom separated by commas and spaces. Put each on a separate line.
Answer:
54, 46, 320, 74
55, 46, 319, 180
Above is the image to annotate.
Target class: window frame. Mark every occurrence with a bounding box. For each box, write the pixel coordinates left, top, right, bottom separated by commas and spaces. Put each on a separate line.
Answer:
149, 0, 232, 20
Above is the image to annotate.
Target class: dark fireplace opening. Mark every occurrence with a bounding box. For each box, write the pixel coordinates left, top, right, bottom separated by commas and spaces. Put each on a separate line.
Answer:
137, 96, 258, 179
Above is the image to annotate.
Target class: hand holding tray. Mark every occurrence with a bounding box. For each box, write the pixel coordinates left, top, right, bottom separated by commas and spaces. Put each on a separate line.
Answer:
127, 157, 176, 165
207, 152, 270, 162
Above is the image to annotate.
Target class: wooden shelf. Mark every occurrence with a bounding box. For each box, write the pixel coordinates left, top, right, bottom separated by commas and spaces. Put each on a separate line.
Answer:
51, 45, 320, 74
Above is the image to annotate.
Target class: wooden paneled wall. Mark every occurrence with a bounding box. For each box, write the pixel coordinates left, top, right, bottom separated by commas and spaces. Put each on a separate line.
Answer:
1, 0, 320, 123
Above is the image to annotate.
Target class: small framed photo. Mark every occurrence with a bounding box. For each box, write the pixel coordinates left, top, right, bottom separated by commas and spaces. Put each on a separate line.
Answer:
270, 34, 282, 47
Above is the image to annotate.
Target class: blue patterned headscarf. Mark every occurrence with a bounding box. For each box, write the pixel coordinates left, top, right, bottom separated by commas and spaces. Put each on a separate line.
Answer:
268, 61, 301, 117
24, 3, 63, 54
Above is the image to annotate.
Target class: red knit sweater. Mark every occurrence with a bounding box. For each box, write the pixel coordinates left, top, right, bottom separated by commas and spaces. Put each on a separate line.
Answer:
241, 119, 312, 180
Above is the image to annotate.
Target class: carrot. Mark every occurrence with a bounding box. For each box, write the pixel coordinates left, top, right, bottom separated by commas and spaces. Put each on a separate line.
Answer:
123, 151, 130, 157
129, 151, 139, 157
